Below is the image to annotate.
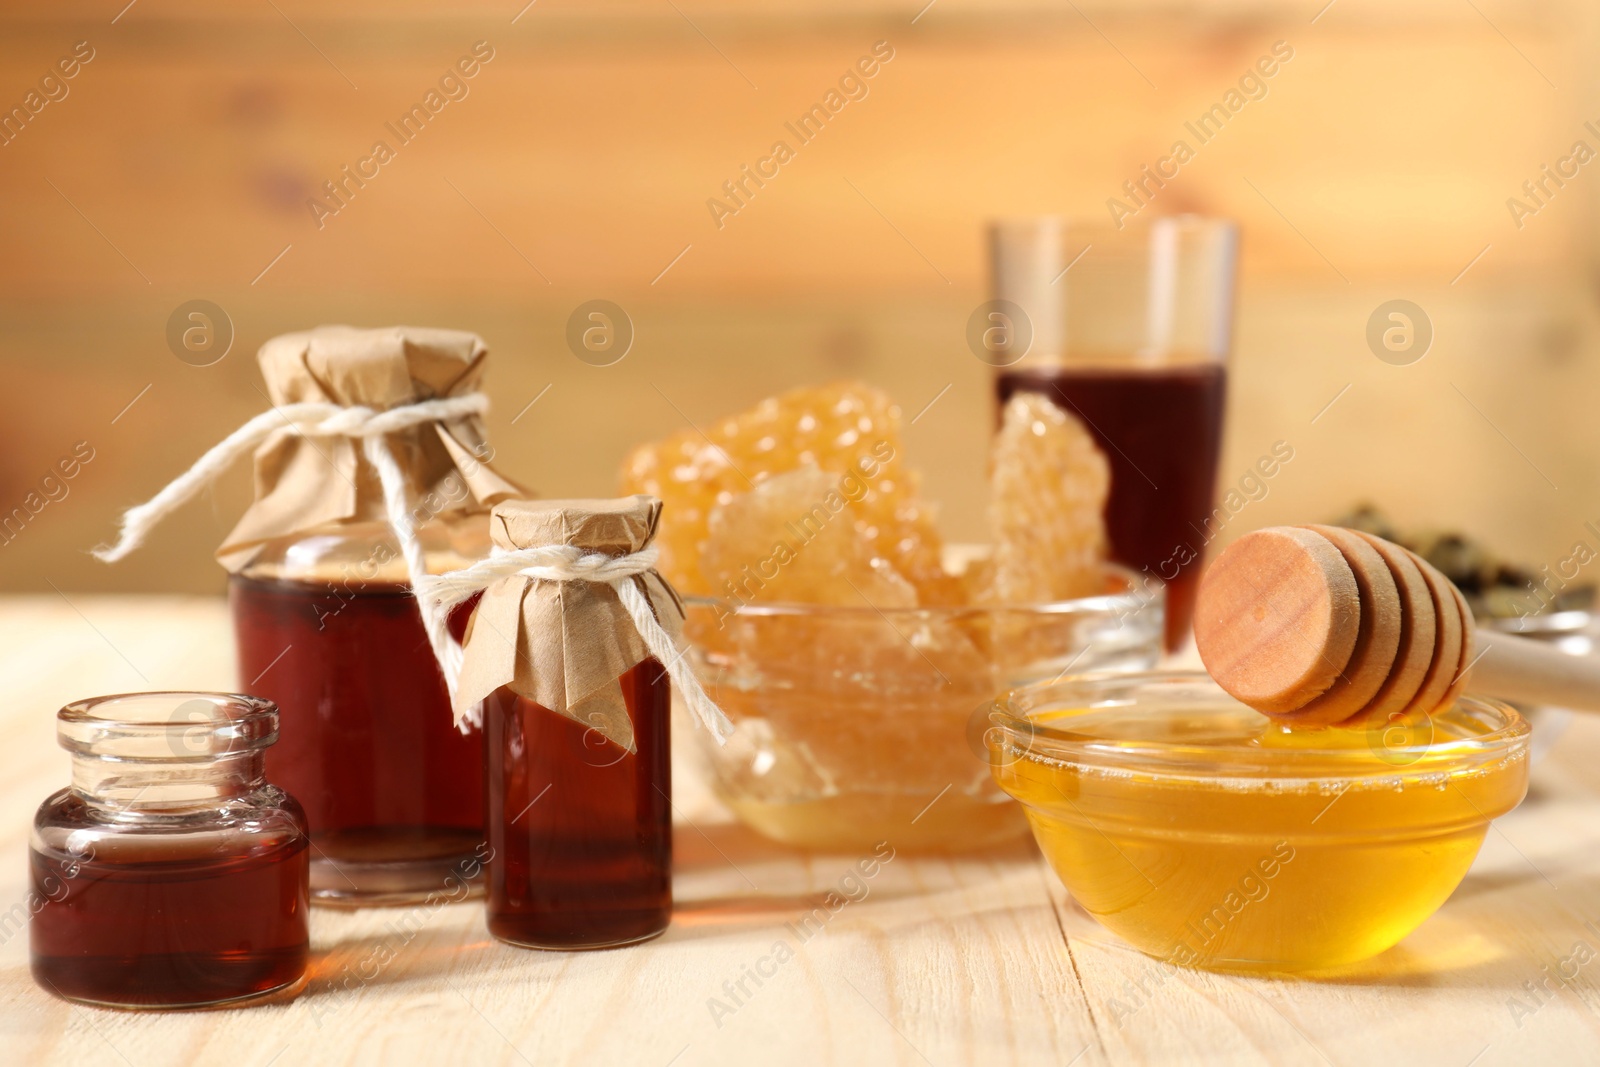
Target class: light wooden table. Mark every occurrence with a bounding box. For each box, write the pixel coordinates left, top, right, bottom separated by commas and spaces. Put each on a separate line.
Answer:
2, 596, 1597, 1066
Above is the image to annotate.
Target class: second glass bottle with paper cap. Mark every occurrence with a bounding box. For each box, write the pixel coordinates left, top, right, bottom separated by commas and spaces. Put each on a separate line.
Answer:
988, 216, 1238, 650
446, 497, 729, 949
226, 326, 523, 904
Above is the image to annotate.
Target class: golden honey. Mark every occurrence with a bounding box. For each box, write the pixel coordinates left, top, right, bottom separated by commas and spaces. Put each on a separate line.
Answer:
991, 673, 1530, 972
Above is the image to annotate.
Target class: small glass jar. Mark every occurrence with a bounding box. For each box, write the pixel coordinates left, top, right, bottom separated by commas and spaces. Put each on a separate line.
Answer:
231, 515, 488, 905
30, 692, 310, 1009
484, 659, 673, 949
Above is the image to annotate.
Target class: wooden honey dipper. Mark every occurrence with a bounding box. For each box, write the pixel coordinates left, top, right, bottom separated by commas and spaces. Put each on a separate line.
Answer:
1194, 525, 1600, 724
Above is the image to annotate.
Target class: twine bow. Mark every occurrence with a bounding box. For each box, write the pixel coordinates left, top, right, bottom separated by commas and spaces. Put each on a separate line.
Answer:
413, 543, 734, 743
93, 394, 489, 565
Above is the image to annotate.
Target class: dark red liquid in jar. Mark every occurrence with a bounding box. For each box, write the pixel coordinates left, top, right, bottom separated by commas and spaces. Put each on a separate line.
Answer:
29, 792, 310, 1009
230, 577, 484, 902
485, 659, 672, 949
997, 362, 1227, 650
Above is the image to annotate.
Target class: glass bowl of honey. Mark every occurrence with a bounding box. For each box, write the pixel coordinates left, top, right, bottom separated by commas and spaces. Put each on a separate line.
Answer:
988, 671, 1530, 972
683, 565, 1163, 852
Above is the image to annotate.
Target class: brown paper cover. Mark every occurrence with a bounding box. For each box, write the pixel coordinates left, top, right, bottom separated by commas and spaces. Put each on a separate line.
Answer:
216, 325, 524, 572
455, 496, 683, 752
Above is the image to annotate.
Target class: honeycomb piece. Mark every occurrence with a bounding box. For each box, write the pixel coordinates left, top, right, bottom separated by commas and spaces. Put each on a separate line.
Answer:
703, 467, 918, 609
685, 595, 1000, 846
620, 381, 962, 604
958, 555, 996, 606
982, 393, 1109, 604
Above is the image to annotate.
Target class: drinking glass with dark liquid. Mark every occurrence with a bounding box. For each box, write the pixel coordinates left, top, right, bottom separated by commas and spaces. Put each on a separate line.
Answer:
988, 216, 1238, 650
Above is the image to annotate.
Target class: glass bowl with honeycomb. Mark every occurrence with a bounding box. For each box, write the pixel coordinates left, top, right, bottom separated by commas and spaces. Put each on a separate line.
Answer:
683, 566, 1161, 851
621, 382, 1165, 852
989, 671, 1530, 972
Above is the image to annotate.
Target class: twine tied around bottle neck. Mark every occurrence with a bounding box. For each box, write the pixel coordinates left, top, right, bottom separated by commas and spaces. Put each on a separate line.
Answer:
92, 393, 490, 565
93, 395, 494, 726
413, 543, 734, 744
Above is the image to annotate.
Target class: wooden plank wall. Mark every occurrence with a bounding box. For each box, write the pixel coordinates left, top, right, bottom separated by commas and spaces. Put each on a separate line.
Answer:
0, 0, 1596, 593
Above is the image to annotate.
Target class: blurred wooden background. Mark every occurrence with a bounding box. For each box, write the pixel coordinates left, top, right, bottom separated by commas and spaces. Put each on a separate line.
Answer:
1, 0, 1597, 593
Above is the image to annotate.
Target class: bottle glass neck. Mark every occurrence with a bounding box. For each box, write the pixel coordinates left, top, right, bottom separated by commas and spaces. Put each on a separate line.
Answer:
70, 750, 268, 813
57, 692, 280, 814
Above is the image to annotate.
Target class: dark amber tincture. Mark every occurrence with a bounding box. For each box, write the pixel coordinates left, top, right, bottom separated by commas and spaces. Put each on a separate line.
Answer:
231, 577, 484, 904
29, 803, 309, 1008
485, 659, 672, 949
30, 692, 310, 1009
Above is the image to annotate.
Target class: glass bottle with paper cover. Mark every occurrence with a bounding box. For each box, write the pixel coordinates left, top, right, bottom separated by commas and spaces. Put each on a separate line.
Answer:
442, 497, 732, 949
94, 326, 525, 906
